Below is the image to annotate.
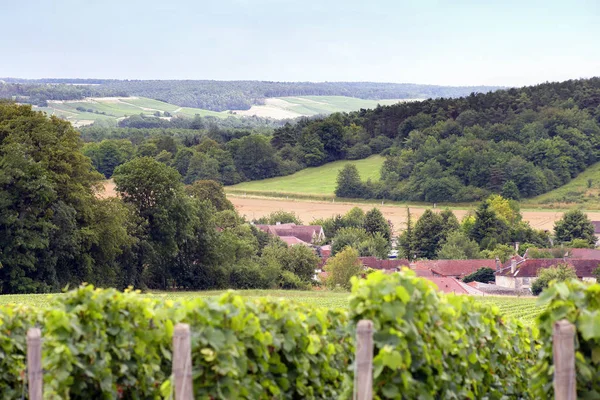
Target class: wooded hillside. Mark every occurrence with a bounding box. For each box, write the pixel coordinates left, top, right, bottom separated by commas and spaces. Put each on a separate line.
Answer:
281, 78, 600, 202
0, 79, 499, 111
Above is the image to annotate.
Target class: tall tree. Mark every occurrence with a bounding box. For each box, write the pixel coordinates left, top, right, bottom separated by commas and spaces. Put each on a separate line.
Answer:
412, 210, 445, 259
335, 164, 364, 198
554, 209, 597, 246
0, 102, 114, 293
399, 207, 414, 261
364, 208, 391, 241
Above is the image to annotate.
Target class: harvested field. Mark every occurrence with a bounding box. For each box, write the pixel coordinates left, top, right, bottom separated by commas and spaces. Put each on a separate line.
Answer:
98, 180, 600, 233
229, 196, 600, 233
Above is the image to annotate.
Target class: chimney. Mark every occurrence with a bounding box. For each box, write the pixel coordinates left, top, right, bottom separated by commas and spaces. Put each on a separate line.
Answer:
514, 242, 520, 253
276, 221, 281, 225
495, 257, 501, 272
510, 257, 517, 274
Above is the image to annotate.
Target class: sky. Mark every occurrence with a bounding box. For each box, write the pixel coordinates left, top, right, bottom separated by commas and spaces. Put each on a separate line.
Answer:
1, 0, 599, 86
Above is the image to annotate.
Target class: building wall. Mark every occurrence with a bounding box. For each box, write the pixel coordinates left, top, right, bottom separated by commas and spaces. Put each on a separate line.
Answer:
495, 276, 515, 288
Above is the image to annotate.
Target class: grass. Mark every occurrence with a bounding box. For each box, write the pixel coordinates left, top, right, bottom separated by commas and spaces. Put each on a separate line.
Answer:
34, 95, 410, 127
0, 289, 543, 324
227, 155, 384, 195
34, 97, 228, 127
524, 162, 600, 209
272, 96, 404, 116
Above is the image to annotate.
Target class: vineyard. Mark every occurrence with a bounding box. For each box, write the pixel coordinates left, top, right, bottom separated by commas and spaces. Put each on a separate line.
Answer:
0, 271, 598, 398
0, 290, 542, 324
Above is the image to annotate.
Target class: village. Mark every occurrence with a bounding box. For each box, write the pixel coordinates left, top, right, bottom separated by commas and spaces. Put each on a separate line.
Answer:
255, 220, 600, 296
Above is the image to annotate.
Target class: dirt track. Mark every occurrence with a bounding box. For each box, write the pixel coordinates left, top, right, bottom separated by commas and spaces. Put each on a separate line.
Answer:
229, 196, 600, 233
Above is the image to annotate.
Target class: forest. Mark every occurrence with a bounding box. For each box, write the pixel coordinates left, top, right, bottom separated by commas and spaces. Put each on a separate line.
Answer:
0, 78, 499, 110
75, 78, 600, 203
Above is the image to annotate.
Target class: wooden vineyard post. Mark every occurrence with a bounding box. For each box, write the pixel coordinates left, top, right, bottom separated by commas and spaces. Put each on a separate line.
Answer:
553, 320, 576, 400
173, 323, 193, 400
27, 328, 43, 400
354, 320, 374, 400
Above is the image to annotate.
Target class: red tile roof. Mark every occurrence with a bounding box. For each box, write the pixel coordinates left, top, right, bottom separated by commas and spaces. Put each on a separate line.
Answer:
256, 223, 324, 243
498, 258, 600, 278
279, 236, 310, 246
411, 259, 498, 277
425, 277, 470, 294
358, 257, 410, 270
568, 248, 600, 259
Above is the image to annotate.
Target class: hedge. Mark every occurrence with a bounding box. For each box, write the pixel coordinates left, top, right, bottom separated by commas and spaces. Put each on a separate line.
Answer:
348, 270, 537, 399
9, 271, 595, 399
0, 286, 353, 399
532, 279, 600, 398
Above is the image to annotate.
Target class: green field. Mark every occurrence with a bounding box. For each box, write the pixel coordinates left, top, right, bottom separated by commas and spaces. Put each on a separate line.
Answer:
34, 97, 228, 127
227, 155, 384, 196
0, 289, 543, 324
272, 96, 404, 116
34, 95, 412, 127
524, 162, 600, 208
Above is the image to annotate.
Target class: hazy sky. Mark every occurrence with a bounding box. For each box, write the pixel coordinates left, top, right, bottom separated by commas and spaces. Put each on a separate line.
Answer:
1, 0, 598, 86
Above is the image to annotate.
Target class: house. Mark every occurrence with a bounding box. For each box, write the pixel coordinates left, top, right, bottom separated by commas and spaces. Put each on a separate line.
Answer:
427, 277, 484, 295
358, 257, 410, 270
495, 258, 600, 289
279, 236, 310, 246
256, 223, 325, 245
410, 259, 500, 279
591, 221, 600, 246
567, 248, 600, 259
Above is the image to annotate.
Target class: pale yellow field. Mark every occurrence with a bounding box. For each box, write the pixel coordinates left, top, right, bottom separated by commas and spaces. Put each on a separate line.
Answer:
98, 180, 600, 233
229, 196, 599, 233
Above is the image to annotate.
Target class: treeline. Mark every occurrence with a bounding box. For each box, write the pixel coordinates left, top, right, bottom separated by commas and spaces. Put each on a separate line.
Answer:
397, 196, 596, 263
0, 79, 500, 111
316, 78, 600, 202
0, 102, 319, 294
80, 123, 294, 184
0, 82, 126, 106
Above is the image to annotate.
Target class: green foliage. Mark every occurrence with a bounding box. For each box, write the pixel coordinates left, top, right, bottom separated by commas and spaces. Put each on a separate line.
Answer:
412, 209, 447, 259
567, 238, 595, 248
532, 280, 600, 398
185, 180, 234, 211
255, 210, 302, 225
531, 263, 578, 295
554, 209, 597, 246
481, 243, 514, 263
261, 243, 320, 283
501, 180, 521, 200
468, 202, 509, 249
462, 267, 496, 283
437, 230, 481, 259
0, 102, 138, 293
331, 227, 389, 258
0, 285, 353, 398
364, 208, 391, 241
335, 164, 365, 198
0, 304, 38, 396
324, 247, 362, 291
349, 270, 537, 399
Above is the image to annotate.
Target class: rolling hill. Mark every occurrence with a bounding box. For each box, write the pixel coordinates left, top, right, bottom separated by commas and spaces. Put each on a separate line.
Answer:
34, 96, 416, 127
226, 155, 384, 196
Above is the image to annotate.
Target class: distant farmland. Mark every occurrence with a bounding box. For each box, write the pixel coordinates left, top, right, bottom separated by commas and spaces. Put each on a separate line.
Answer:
34, 96, 413, 126
233, 96, 409, 119
34, 96, 227, 127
